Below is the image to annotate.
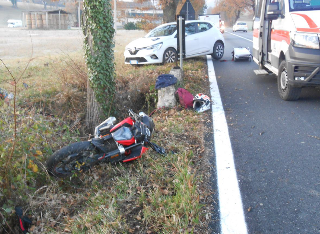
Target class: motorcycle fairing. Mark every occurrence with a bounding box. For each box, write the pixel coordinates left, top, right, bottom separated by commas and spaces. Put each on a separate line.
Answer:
94, 116, 116, 138
110, 117, 134, 133
123, 146, 148, 162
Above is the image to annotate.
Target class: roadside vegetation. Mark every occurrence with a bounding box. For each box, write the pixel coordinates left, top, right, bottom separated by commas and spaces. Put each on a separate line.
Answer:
0, 31, 214, 233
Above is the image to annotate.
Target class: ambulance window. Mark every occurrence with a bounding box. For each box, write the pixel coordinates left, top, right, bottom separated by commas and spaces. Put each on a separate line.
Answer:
290, 0, 320, 11
289, 0, 293, 10
279, 0, 285, 14
270, 0, 284, 11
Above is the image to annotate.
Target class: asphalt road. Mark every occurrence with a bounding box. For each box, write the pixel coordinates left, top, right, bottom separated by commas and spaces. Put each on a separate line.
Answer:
212, 29, 320, 233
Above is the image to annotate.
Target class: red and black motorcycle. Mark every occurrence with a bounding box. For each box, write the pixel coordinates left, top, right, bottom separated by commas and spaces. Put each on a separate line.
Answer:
46, 109, 165, 178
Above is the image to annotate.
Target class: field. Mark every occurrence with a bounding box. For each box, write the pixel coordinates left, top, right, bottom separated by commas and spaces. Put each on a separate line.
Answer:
0, 27, 145, 63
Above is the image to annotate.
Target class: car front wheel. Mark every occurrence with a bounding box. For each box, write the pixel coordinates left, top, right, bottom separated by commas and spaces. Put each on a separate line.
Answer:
212, 41, 224, 60
163, 48, 177, 64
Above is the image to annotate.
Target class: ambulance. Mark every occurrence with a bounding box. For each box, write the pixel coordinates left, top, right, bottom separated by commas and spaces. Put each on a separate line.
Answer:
253, 0, 320, 100
199, 14, 224, 33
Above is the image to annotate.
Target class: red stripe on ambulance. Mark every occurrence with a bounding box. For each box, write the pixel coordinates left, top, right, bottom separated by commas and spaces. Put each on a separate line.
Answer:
271, 29, 291, 44
291, 13, 320, 33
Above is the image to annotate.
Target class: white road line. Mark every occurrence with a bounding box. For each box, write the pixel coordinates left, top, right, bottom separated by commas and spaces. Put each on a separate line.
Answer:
207, 55, 248, 234
226, 31, 253, 42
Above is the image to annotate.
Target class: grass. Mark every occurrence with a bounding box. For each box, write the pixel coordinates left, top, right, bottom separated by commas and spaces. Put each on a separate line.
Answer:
0, 29, 214, 233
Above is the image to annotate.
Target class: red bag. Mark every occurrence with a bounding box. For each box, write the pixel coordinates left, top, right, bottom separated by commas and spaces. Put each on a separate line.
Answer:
176, 88, 194, 109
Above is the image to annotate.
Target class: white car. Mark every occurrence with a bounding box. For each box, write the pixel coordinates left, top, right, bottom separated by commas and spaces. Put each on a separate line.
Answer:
7, 19, 22, 28
124, 20, 225, 65
233, 22, 248, 32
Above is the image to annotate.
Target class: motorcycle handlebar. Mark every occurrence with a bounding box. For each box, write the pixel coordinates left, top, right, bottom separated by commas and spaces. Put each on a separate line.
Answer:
128, 109, 141, 122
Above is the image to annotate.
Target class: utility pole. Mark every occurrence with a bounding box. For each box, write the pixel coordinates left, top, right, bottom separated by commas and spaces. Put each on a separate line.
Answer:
78, 0, 81, 28
178, 15, 184, 70
186, 1, 188, 20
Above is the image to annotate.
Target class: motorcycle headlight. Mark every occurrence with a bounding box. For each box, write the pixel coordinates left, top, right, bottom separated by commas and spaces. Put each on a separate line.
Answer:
142, 42, 163, 51
291, 33, 320, 49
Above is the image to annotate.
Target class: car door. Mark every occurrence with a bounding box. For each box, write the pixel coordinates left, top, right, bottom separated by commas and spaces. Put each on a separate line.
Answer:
185, 22, 201, 57
196, 22, 213, 55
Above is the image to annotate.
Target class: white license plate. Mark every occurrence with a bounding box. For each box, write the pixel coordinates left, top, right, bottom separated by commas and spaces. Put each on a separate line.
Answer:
130, 60, 138, 64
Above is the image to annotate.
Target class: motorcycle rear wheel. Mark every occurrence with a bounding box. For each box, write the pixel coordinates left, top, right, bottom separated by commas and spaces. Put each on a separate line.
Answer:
46, 141, 95, 178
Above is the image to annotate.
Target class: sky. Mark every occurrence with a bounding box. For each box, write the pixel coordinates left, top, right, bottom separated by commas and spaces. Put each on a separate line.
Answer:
206, 0, 216, 9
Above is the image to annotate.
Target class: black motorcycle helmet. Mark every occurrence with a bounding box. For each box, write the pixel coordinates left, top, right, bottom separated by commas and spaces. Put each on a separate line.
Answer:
140, 114, 155, 134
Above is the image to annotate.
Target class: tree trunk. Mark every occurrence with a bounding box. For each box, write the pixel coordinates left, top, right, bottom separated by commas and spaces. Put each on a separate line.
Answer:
163, 0, 180, 23
86, 82, 102, 134
83, 22, 102, 134
82, 1, 115, 134
234, 10, 241, 24
11, 0, 17, 7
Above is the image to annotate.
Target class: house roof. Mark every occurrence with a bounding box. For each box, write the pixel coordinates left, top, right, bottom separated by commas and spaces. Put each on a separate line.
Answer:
23, 9, 69, 14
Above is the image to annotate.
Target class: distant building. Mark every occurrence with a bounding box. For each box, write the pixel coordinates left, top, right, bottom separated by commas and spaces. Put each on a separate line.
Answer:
116, 0, 163, 29
23, 10, 71, 30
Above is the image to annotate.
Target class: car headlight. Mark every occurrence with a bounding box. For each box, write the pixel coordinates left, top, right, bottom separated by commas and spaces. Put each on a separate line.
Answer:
291, 33, 320, 49
142, 42, 163, 51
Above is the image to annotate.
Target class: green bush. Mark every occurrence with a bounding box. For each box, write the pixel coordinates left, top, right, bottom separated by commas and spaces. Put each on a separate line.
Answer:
124, 22, 137, 30
0, 105, 80, 197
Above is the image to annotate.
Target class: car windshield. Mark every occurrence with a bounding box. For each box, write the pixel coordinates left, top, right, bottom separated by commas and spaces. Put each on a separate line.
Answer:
289, 0, 320, 11
237, 22, 246, 25
145, 24, 177, 38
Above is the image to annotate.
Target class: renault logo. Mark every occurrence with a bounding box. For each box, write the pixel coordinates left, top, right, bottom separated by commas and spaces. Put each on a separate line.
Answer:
129, 47, 138, 55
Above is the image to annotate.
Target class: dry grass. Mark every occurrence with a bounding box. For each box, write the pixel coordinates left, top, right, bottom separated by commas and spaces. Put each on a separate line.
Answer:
0, 29, 146, 123
0, 28, 215, 233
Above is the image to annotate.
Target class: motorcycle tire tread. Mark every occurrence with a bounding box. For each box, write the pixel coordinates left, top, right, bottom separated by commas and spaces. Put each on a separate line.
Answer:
46, 141, 94, 178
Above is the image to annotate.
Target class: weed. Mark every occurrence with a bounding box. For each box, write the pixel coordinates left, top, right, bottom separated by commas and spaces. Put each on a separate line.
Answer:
0, 30, 212, 233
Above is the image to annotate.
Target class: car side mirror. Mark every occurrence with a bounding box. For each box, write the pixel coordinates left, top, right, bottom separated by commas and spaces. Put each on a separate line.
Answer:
266, 2, 281, 20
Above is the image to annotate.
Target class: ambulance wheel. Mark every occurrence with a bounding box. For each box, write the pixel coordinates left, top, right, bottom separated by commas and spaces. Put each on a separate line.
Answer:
212, 41, 224, 60
277, 60, 301, 101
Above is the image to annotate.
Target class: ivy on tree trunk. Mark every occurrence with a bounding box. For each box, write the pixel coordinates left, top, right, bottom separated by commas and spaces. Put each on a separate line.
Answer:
82, 0, 116, 132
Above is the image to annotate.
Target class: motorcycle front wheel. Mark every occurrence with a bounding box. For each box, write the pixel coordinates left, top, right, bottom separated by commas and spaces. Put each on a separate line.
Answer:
46, 141, 96, 178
